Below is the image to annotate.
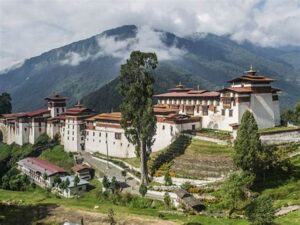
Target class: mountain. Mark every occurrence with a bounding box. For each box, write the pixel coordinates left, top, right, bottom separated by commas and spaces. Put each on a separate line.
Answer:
0, 25, 299, 112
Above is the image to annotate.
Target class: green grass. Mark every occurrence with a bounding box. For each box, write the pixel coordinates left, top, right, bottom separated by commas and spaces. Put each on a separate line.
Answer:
259, 126, 300, 134
0, 180, 249, 225
195, 128, 232, 141
39, 145, 74, 172
186, 139, 233, 155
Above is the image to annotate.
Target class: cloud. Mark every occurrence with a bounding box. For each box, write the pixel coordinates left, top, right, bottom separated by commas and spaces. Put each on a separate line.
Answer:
1, 0, 300, 69
96, 26, 186, 61
59, 26, 186, 66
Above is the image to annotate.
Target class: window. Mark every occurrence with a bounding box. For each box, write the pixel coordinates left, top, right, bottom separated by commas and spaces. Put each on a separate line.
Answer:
72, 137, 74, 141
56, 108, 59, 114
115, 133, 121, 140
99, 132, 101, 137
93, 132, 95, 136
229, 109, 233, 117
86, 131, 89, 135
39, 128, 42, 132
67, 137, 69, 140
202, 106, 208, 116
24, 128, 27, 131
68, 131, 69, 134
72, 131, 74, 135
222, 109, 225, 116
81, 137, 84, 141
62, 108, 65, 112
192, 125, 196, 130
162, 125, 165, 130
171, 126, 173, 133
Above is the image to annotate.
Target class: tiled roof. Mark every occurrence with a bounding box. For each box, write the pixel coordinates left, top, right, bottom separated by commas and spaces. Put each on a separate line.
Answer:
2, 108, 49, 118
86, 112, 122, 122
60, 175, 89, 188
228, 74, 274, 83
17, 157, 66, 176
154, 90, 220, 98
45, 94, 68, 101
219, 87, 252, 93
72, 164, 91, 172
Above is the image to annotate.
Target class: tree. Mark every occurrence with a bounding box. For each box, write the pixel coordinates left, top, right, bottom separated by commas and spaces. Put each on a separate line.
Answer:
234, 111, 262, 173
110, 176, 118, 193
164, 192, 171, 208
164, 171, 173, 186
220, 171, 255, 217
119, 51, 158, 185
0, 92, 12, 114
74, 175, 80, 197
246, 196, 275, 225
102, 176, 110, 189
42, 172, 48, 186
53, 175, 62, 186
139, 183, 148, 197
121, 170, 127, 182
107, 208, 116, 225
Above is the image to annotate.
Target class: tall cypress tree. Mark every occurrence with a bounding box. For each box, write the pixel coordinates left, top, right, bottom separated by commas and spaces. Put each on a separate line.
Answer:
0, 92, 12, 114
234, 111, 262, 173
119, 51, 158, 185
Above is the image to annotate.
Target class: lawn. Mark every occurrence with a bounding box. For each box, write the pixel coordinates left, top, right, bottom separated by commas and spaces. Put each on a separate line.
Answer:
259, 126, 300, 134
169, 139, 234, 179
195, 128, 232, 141
39, 145, 75, 172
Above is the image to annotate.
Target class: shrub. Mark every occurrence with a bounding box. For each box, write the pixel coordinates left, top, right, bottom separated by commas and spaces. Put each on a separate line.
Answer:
181, 181, 193, 191
35, 133, 50, 146
245, 196, 275, 225
148, 135, 191, 175
129, 197, 152, 209
139, 183, 148, 197
102, 176, 110, 189
164, 171, 173, 186
164, 192, 171, 208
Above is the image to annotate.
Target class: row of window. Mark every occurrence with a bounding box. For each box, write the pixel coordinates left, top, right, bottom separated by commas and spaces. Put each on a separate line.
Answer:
221, 109, 233, 117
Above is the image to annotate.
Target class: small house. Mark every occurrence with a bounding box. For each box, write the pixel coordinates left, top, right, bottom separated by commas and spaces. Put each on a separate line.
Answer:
59, 175, 89, 198
72, 164, 92, 180
174, 189, 205, 212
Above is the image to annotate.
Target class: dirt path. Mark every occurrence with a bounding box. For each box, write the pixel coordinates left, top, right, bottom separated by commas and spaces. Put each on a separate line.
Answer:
39, 206, 178, 225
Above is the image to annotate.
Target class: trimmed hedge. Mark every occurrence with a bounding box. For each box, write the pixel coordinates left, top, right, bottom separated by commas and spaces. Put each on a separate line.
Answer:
148, 135, 191, 176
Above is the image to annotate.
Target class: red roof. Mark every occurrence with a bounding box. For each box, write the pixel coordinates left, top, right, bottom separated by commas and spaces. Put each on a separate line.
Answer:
18, 157, 66, 176
154, 90, 220, 98
228, 74, 274, 83
219, 87, 252, 93
45, 94, 68, 101
72, 164, 91, 172
2, 108, 49, 118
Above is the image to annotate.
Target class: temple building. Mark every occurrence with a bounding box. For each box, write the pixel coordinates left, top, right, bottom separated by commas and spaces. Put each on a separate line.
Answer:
155, 66, 280, 132
0, 67, 281, 158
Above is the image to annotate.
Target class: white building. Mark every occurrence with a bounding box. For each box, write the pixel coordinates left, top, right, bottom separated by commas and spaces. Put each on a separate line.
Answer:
155, 66, 280, 132
0, 67, 281, 158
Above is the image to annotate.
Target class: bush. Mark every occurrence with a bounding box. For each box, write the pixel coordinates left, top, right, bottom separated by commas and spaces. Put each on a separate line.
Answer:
129, 197, 152, 209
35, 133, 50, 146
164, 171, 173, 186
139, 183, 148, 197
164, 192, 171, 208
245, 196, 275, 225
148, 135, 191, 176
181, 181, 193, 191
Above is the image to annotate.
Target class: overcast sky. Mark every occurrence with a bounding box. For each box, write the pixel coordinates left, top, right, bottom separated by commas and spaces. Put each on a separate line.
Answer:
0, 0, 300, 70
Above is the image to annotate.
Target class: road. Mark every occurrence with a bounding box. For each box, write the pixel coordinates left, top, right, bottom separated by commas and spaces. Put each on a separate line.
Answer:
80, 151, 140, 194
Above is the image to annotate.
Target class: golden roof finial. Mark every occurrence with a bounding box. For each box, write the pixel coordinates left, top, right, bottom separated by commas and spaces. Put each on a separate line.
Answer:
245, 64, 256, 75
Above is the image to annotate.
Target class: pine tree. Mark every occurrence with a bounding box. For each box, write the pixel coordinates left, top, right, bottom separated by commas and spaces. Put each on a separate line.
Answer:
234, 111, 262, 173
119, 51, 158, 185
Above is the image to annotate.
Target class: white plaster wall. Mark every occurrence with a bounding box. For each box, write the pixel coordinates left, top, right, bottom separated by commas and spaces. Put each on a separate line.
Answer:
64, 118, 85, 152
29, 122, 47, 144
85, 121, 200, 158
273, 100, 281, 126
250, 93, 275, 129
260, 130, 300, 145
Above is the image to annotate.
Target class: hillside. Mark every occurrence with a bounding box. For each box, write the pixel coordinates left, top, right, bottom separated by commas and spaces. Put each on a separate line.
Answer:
1, 25, 300, 112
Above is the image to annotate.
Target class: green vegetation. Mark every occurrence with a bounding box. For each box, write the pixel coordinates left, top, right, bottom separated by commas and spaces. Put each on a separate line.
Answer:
39, 145, 74, 171
0, 92, 12, 114
259, 126, 300, 134
195, 128, 231, 141
119, 51, 158, 185
245, 196, 275, 225
219, 171, 255, 216
148, 135, 192, 176
139, 183, 148, 197
169, 139, 234, 179
281, 102, 300, 126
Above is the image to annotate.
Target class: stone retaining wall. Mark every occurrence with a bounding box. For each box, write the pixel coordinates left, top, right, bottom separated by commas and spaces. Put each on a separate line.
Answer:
260, 129, 300, 145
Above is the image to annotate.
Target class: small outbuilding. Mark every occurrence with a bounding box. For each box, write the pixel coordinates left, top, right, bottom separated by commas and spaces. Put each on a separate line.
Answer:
59, 175, 89, 198
72, 164, 92, 180
174, 189, 205, 212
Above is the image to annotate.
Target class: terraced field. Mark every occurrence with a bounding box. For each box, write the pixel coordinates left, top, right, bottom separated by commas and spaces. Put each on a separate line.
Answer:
169, 139, 235, 179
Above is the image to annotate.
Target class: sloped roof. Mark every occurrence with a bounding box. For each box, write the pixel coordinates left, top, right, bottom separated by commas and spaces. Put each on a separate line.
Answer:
72, 164, 91, 172
17, 157, 66, 176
